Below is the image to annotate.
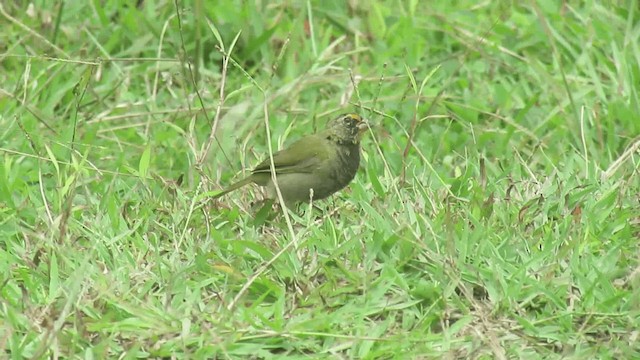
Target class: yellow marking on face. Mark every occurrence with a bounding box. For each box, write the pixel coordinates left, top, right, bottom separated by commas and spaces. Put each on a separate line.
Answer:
345, 113, 363, 122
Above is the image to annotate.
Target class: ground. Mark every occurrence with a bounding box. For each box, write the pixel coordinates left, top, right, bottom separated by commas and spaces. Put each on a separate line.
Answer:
0, 1, 639, 358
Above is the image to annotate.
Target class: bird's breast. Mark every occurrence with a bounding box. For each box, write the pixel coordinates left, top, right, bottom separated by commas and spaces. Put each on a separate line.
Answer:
329, 143, 361, 189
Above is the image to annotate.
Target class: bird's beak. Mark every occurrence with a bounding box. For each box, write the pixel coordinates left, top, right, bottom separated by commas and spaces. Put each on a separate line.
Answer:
357, 119, 370, 134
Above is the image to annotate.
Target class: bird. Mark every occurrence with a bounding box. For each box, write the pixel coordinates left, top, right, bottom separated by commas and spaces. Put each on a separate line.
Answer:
211, 113, 369, 208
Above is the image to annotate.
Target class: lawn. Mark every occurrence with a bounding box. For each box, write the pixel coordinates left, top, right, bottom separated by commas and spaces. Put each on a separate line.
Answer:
1, 1, 639, 358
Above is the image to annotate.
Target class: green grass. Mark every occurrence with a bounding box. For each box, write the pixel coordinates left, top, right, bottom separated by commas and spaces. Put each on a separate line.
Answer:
1, 0, 639, 358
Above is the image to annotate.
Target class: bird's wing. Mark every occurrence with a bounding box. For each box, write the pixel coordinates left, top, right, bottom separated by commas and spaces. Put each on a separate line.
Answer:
252, 135, 331, 175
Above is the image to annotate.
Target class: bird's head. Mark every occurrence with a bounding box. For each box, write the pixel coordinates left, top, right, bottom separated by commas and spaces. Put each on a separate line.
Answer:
325, 113, 369, 144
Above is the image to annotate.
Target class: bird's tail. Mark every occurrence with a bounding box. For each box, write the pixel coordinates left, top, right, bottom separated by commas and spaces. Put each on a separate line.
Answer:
210, 177, 253, 200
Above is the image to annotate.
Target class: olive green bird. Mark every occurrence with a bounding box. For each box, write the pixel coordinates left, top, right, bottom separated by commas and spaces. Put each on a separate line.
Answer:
212, 113, 369, 208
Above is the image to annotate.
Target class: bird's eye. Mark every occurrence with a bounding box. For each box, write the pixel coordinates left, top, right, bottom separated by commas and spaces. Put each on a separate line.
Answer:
343, 114, 359, 123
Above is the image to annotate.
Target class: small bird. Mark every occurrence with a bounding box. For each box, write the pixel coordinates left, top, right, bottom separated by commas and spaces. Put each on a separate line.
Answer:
211, 113, 369, 208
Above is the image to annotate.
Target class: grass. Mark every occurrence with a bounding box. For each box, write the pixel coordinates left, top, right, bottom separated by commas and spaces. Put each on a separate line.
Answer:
1, 0, 639, 358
